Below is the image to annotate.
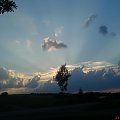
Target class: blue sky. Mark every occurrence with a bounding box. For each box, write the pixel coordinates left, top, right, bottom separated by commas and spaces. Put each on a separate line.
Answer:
0, 0, 120, 73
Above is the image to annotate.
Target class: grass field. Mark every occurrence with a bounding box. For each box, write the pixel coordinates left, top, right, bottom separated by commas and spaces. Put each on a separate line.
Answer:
0, 92, 120, 120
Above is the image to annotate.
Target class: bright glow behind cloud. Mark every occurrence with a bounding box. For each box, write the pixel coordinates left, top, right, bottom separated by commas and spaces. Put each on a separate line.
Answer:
41, 37, 67, 52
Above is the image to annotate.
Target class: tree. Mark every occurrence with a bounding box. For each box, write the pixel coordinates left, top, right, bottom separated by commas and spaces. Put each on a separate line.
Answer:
78, 88, 83, 94
0, 0, 17, 14
55, 64, 71, 93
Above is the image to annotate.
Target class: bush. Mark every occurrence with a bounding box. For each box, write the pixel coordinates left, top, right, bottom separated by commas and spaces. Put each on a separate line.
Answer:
1, 92, 8, 96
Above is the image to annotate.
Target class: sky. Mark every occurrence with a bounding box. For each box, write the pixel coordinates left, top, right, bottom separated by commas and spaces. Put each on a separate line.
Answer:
1, 0, 120, 94
0, 0, 120, 73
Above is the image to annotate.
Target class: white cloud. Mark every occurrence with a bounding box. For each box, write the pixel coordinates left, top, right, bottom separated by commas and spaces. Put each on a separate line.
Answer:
0, 68, 41, 90
41, 37, 67, 52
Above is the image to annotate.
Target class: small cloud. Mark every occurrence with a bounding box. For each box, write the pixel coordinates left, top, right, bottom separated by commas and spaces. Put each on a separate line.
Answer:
54, 26, 63, 37
15, 40, 33, 48
26, 40, 32, 48
43, 20, 51, 27
110, 32, 116, 37
15, 40, 21, 44
99, 25, 108, 36
41, 37, 67, 52
84, 14, 97, 27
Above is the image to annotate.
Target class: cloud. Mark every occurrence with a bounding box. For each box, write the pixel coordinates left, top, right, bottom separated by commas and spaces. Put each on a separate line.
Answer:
0, 68, 26, 88
84, 14, 97, 27
15, 40, 33, 50
54, 26, 63, 37
32, 80, 59, 93
110, 32, 116, 37
99, 25, 108, 36
25, 75, 40, 88
99, 25, 117, 37
68, 66, 120, 92
15, 40, 21, 44
41, 37, 67, 52
0, 67, 9, 80
26, 40, 32, 48
0, 67, 41, 90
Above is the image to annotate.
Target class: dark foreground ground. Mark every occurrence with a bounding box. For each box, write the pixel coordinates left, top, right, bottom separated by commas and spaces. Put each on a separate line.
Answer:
0, 92, 120, 120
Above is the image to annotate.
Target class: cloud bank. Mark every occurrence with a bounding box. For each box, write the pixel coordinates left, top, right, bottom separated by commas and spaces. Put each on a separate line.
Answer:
0, 61, 120, 94
41, 37, 67, 52
68, 67, 120, 92
0, 68, 41, 91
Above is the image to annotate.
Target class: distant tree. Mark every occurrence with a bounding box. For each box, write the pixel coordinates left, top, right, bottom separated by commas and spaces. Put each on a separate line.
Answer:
78, 88, 83, 94
0, 0, 17, 14
55, 64, 71, 93
1, 91, 8, 96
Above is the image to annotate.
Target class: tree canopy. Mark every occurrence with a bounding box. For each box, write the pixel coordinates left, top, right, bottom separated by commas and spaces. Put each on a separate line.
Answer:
0, 0, 17, 14
55, 64, 71, 93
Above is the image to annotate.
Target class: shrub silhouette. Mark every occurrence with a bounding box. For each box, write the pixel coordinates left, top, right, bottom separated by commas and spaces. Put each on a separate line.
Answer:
1, 92, 8, 96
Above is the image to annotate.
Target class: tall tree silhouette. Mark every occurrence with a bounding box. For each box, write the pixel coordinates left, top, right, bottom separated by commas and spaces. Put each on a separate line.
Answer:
55, 64, 71, 93
0, 0, 17, 14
